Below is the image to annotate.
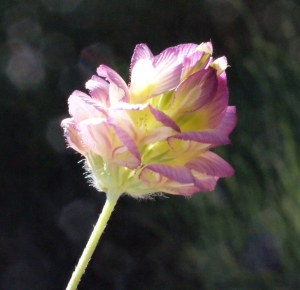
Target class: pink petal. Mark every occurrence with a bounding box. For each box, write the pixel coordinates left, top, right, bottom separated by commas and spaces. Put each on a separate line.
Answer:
85, 75, 110, 108
130, 44, 154, 74
151, 47, 183, 95
97, 65, 129, 103
107, 109, 137, 141
141, 127, 173, 144
149, 105, 180, 132
175, 43, 199, 57
109, 81, 128, 106
193, 175, 218, 191
130, 44, 198, 99
144, 164, 194, 183
171, 68, 218, 114
181, 51, 205, 80
185, 151, 234, 177
61, 117, 86, 155
215, 106, 237, 135
78, 118, 112, 156
106, 117, 141, 167
197, 72, 229, 129
68, 90, 107, 122
169, 130, 231, 145
79, 117, 140, 169
152, 64, 182, 96
129, 45, 186, 100
112, 145, 141, 169
139, 164, 204, 196
152, 46, 179, 68
167, 137, 210, 154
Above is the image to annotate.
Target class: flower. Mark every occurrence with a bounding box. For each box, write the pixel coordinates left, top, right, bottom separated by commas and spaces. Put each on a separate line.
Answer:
61, 42, 236, 197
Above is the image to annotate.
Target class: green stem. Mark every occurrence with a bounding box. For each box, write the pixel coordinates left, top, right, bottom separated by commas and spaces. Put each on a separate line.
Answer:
66, 191, 120, 290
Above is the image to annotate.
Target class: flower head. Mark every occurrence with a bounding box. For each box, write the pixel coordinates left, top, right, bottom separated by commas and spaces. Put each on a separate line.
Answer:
61, 42, 236, 197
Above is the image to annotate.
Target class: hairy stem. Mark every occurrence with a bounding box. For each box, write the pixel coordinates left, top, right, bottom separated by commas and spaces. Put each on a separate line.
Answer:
66, 191, 120, 290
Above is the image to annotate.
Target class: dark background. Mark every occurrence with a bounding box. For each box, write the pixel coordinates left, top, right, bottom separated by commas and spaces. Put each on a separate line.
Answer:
1, 0, 300, 289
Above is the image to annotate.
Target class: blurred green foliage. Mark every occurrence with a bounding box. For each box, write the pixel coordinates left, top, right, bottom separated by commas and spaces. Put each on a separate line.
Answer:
1, 0, 300, 289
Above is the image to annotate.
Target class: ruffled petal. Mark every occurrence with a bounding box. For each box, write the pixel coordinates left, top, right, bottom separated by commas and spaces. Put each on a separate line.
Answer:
195, 72, 229, 129
152, 62, 182, 96
215, 106, 237, 135
68, 90, 106, 122
129, 44, 200, 101
130, 43, 154, 74
109, 81, 128, 106
106, 117, 141, 168
192, 173, 218, 191
149, 105, 180, 132
97, 65, 129, 103
78, 118, 112, 157
61, 118, 86, 155
139, 164, 202, 195
79, 117, 140, 169
85, 75, 110, 108
175, 43, 199, 57
130, 46, 185, 101
169, 130, 231, 145
186, 151, 234, 177
141, 164, 194, 184
151, 47, 183, 94
112, 145, 141, 169
171, 68, 218, 115
107, 109, 138, 142
181, 51, 205, 80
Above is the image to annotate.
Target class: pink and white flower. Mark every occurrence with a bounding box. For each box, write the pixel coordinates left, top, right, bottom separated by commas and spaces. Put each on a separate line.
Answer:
61, 42, 236, 197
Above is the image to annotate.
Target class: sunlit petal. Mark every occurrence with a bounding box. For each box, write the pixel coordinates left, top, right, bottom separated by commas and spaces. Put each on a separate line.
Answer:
68, 90, 106, 122
107, 117, 141, 166
97, 64, 129, 103
139, 164, 204, 196
215, 106, 237, 135
149, 105, 180, 132
191, 72, 229, 130
181, 51, 205, 80
186, 151, 234, 177
130, 46, 183, 101
171, 68, 217, 115
193, 173, 218, 192
78, 118, 112, 157
175, 43, 199, 57
152, 47, 183, 94
112, 146, 141, 169
85, 75, 110, 108
130, 43, 154, 74
61, 118, 86, 155
169, 130, 231, 145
